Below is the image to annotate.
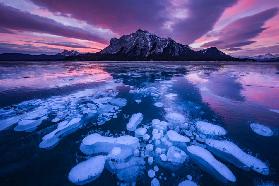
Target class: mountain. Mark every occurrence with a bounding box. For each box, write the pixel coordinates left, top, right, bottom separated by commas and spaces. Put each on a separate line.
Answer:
0, 50, 79, 61
0, 30, 237, 61
250, 53, 279, 62
58, 50, 80, 57
96, 29, 236, 61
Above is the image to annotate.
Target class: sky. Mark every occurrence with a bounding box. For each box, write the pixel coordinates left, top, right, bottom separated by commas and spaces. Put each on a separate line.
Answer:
0, 0, 278, 56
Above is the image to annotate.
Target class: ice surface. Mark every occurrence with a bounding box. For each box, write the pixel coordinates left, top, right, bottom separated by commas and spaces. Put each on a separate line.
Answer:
195, 121, 226, 136
187, 145, 236, 183
166, 130, 190, 143
178, 180, 198, 186
126, 113, 143, 131
80, 133, 139, 155
250, 123, 273, 137
206, 139, 269, 175
68, 155, 106, 185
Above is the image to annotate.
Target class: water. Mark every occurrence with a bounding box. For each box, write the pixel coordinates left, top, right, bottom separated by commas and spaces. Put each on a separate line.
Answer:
0, 61, 278, 186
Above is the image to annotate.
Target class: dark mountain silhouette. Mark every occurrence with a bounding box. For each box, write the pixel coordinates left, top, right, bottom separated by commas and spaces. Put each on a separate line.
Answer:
0, 30, 239, 61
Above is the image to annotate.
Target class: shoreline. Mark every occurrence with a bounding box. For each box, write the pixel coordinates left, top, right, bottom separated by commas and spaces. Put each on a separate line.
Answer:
0, 60, 279, 65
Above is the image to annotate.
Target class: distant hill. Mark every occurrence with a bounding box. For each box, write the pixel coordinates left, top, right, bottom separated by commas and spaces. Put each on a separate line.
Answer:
0, 50, 81, 61
0, 30, 239, 61
249, 53, 279, 62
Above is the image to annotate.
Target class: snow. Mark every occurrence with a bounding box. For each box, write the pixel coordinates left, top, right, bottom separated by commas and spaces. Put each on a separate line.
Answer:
135, 127, 147, 137
151, 178, 160, 186
148, 169, 156, 178
250, 123, 273, 137
196, 121, 226, 136
126, 113, 143, 131
178, 180, 198, 186
166, 130, 190, 143
187, 145, 236, 183
166, 146, 188, 164
206, 139, 269, 175
80, 133, 139, 155
68, 155, 106, 185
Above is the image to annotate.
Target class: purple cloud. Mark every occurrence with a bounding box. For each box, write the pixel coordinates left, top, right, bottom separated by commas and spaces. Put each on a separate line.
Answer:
0, 3, 107, 43
33, 41, 101, 50
30, 0, 237, 44
0, 42, 60, 54
202, 7, 279, 49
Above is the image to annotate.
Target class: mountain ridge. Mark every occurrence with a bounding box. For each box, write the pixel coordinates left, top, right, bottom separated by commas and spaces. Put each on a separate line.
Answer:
0, 29, 244, 61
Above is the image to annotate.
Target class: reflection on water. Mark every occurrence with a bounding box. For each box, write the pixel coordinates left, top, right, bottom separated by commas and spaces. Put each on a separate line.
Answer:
0, 61, 278, 186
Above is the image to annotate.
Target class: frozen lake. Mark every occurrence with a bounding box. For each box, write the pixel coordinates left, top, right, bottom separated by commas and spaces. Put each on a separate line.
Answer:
0, 61, 278, 186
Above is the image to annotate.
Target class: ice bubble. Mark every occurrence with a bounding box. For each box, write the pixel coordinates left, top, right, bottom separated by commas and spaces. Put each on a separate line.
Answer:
165, 112, 186, 125
148, 157, 154, 165
80, 133, 139, 155
166, 130, 190, 143
178, 180, 198, 186
160, 154, 167, 162
68, 155, 106, 185
250, 123, 273, 137
187, 145, 236, 183
14, 116, 47, 132
135, 127, 147, 137
206, 139, 269, 175
39, 118, 82, 149
0, 115, 23, 131
151, 178, 160, 186
167, 146, 188, 164
146, 144, 154, 151
154, 166, 159, 172
196, 121, 226, 136
148, 169, 156, 178
127, 113, 143, 131
143, 134, 150, 141
269, 109, 279, 114
154, 102, 164, 108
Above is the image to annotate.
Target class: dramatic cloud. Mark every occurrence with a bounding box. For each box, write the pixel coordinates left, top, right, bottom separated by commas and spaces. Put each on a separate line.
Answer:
202, 7, 279, 49
30, 0, 237, 44
33, 41, 101, 50
0, 42, 60, 54
0, 3, 108, 43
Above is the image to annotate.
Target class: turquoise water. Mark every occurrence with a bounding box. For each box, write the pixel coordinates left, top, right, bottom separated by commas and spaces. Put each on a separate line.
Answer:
0, 61, 278, 186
